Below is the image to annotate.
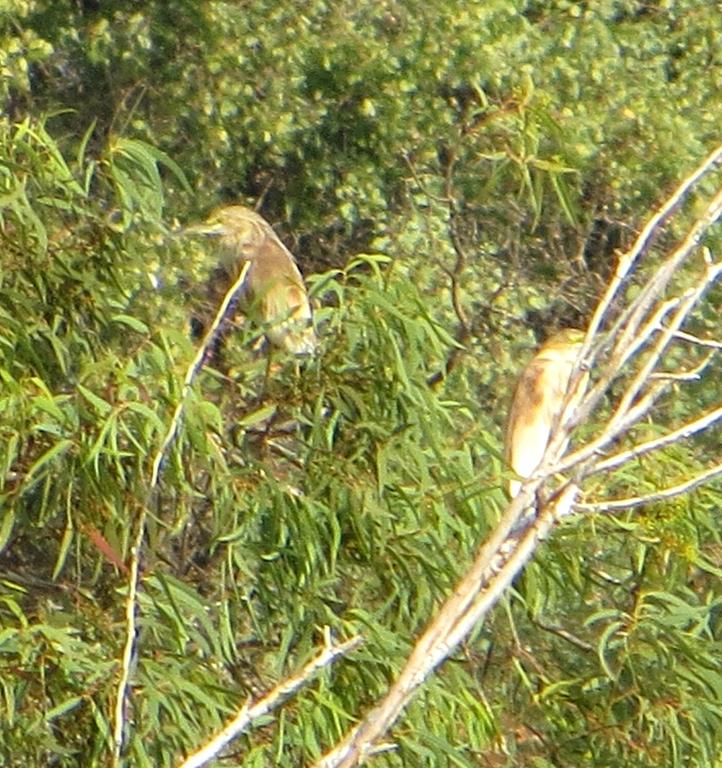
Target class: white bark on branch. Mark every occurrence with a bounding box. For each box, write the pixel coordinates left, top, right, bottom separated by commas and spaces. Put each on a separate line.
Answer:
577, 462, 722, 512
591, 404, 722, 474
178, 632, 363, 768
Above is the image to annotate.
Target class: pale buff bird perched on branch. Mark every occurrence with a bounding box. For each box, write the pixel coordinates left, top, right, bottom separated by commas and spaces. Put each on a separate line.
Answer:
505, 328, 588, 498
185, 205, 316, 356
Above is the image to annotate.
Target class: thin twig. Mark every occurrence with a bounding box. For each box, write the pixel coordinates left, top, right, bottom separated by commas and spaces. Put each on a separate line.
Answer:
648, 348, 716, 382
149, 260, 251, 487
553, 257, 722, 479
613, 187, 722, 357
575, 228, 722, 441
602, 251, 722, 437
552, 380, 670, 477
402, 152, 451, 205
577, 462, 722, 512
179, 632, 363, 768
111, 262, 251, 765
574, 146, 722, 430
582, 143, 722, 353
673, 329, 722, 350
591, 403, 722, 474
531, 618, 595, 652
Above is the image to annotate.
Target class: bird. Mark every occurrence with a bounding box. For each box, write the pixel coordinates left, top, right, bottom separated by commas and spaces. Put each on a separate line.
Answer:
504, 328, 588, 498
185, 205, 316, 356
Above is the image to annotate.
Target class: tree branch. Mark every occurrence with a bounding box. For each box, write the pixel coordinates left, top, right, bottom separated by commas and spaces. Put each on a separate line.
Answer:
582, 142, 722, 352
179, 632, 363, 768
577, 462, 722, 512
112, 262, 251, 765
591, 403, 722, 474
314, 483, 579, 768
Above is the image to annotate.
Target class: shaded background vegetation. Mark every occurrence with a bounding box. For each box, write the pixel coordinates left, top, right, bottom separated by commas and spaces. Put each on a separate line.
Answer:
1, 0, 722, 765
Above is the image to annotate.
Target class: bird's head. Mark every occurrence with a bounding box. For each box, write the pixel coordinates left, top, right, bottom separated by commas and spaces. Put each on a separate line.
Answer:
183, 205, 267, 259
537, 328, 586, 362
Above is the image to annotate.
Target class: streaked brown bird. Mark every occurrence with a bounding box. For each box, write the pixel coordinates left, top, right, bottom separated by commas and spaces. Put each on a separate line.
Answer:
504, 328, 588, 498
186, 205, 316, 356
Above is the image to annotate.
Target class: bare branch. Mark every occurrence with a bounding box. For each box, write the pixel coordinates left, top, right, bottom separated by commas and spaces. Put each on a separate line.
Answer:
582, 143, 722, 352
673, 329, 722, 350
402, 151, 452, 205
549, 379, 669, 480
531, 618, 595, 653
613, 186, 722, 356
314, 484, 578, 768
571, 148, 722, 436
605, 260, 722, 436
112, 263, 251, 765
179, 632, 363, 768
591, 403, 722, 474
554, 258, 722, 478
149, 260, 251, 487
577, 462, 722, 512
649, 350, 716, 382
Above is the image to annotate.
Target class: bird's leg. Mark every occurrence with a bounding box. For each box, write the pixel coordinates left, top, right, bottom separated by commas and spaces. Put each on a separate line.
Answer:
261, 345, 275, 398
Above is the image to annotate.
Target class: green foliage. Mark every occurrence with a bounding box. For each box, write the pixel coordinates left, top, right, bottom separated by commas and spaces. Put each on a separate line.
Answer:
1, 1, 721, 766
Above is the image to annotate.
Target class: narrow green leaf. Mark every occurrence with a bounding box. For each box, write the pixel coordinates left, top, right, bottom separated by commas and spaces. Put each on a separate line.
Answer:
25, 439, 74, 483
0, 509, 14, 556
111, 314, 149, 334
77, 384, 113, 417
46, 696, 84, 722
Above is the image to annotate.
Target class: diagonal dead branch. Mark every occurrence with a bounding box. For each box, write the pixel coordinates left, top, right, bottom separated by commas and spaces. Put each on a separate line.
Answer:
554, 258, 722, 477
613, 187, 722, 355
604, 261, 722, 435
591, 403, 722, 474
581, 142, 722, 357
315, 483, 579, 768
649, 350, 716, 381
179, 632, 363, 768
673, 329, 722, 350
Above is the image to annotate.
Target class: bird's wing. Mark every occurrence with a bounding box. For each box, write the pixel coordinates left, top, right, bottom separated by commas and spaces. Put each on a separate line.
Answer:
244, 234, 316, 354
247, 258, 311, 321
505, 359, 575, 480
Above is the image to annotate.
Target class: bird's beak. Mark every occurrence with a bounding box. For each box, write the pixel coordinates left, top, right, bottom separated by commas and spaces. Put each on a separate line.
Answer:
179, 221, 225, 238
